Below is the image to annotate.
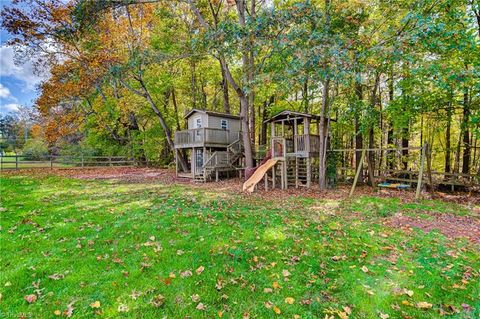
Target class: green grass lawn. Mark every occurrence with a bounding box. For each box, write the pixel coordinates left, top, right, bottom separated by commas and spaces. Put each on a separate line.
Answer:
0, 175, 478, 318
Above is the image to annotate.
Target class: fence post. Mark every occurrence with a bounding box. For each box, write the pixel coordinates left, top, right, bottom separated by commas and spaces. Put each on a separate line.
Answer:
349, 148, 366, 198
50, 155, 53, 169
81, 154, 84, 167
15, 154, 19, 170
415, 144, 426, 200
0, 155, 2, 171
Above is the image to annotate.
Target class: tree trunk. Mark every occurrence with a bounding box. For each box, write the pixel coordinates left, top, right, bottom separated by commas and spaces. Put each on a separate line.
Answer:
248, 0, 256, 147
121, 77, 189, 171
401, 129, 409, 171
445, 100, 452, 173
319, 77, 330, 190
354, 75, 363, 171
462, 86, 470, 174
302, 77, 309, 113
190, 59, 197, 109
235, 0, 255, 168
171, 88, 182, 130
367, 74, 380, 186
260, 95, 273, 146
187, 0, 253, 169
387, 66, 395, 169
218, 58, 230, 114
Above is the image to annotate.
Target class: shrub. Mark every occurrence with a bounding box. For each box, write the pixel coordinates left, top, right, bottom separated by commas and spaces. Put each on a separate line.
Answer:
22, 139, 49, 160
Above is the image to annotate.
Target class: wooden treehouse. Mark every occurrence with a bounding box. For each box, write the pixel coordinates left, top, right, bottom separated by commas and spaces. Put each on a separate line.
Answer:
174, 109, 244, 182
243, 110, 331, 192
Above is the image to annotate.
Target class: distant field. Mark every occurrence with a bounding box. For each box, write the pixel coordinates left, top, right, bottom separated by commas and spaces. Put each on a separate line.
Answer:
0, 174, 478, 318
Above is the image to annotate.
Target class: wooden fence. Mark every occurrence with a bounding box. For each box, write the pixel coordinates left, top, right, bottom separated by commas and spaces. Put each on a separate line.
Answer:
0, 155, 136, 170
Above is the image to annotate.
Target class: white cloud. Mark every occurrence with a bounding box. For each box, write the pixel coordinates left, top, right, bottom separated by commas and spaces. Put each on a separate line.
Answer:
0, 83, 11, 98
0, 45, 47, 91
1, 103, 21, 113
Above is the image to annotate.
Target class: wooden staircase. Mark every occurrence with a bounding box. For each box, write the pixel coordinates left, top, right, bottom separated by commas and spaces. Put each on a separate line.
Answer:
195, 139, 244, 183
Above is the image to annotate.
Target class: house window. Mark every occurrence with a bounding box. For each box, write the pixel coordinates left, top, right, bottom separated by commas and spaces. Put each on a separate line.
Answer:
220, 119, 228, 130
194, 117, 202, 128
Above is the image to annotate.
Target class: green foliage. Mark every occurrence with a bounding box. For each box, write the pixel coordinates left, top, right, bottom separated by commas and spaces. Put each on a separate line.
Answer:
22, 139, 49, 160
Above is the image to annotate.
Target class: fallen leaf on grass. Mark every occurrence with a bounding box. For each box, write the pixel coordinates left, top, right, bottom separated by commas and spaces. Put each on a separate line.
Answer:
263, 288, 273, 293
196, 266, 205, 274
64, 301, 75, 317
54, 310, 61, 316
282, 269, 291, 277
24, 294, 37, 304
416, 302, 433, 309
380, 313, 389, 319
285, 297, 295, 304
151, 294, 165, 307
118, 304, 129, 312
196, 302, 206, 310
48, 273, 64, 280
272, 281, 280, 289
180, 270, 192, 278
361, 266, 369, 273
191, 294, 200, 302
461, 303, 472, 311
90, 301, 101, 308
403, 289, 414, 297
273, 306, 281, 314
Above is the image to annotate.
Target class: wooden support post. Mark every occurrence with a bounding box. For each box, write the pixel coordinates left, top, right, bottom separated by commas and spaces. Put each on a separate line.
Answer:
175, 149, 178, 177
0, 155, 3, 170
293, 118, 298, 153
191, 148, 195, 178
280, 162, 285, 190
272, 164, 276, 189
50, 155, 53, 169
349, 148, 366, 198
415, 144, 426, 200
15, 154, 18, 170
306, 157, 311, 188
295, 157, 299, 188
81, 154, 84, 167
216, 170, 219, 182
264, 172, 268, 191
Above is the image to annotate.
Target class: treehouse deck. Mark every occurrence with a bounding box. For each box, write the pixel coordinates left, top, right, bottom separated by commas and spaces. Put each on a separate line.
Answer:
174, 128, 241, 149
174, 109, 245, 182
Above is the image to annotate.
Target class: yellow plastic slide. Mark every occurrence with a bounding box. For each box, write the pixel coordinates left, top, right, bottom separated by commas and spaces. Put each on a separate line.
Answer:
242, 158, 279, 192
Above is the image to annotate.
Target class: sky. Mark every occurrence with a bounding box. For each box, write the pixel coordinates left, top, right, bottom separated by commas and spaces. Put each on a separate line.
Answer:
0, 0, 48, 116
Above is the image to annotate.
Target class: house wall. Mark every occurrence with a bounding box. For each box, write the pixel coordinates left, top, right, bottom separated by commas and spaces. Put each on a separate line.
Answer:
208, 115, 241, 133
187, 112, 208, 129
187, 111, 241, 134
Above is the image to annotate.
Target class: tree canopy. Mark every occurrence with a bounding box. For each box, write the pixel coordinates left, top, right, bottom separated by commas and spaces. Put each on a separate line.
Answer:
2, 0, 479, 175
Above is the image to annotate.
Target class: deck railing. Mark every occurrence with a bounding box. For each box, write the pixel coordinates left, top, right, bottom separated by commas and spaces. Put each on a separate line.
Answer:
204, 151, 230, 168
294, 134, 320, 154
174, 128, 239, 148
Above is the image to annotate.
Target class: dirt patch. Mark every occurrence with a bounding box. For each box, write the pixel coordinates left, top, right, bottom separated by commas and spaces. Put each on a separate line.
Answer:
386, 212, 480, 243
